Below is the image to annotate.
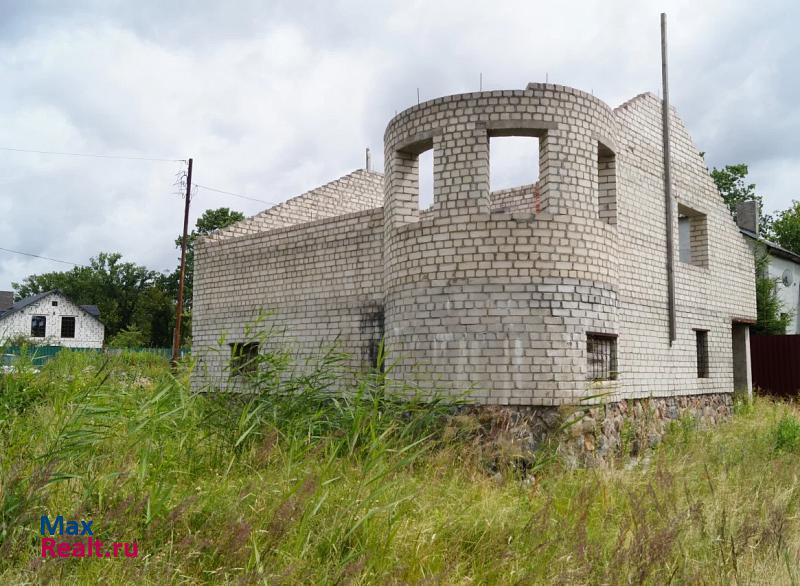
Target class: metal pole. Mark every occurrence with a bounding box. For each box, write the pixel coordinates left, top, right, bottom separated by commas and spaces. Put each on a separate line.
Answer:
661, 13, 677, 344
173, 157, 193, 365
366, 148, 371, 172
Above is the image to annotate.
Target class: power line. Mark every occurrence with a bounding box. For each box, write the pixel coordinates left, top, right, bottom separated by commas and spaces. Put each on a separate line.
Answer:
0, 246, 83, 267
0, 146, 184, 163
193, 183, 279, 206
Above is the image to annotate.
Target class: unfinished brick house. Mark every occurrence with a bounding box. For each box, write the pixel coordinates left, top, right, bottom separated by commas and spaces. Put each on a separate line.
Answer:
192, 83, 756, 439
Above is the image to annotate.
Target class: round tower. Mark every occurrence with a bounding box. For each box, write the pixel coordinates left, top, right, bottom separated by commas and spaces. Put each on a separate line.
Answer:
382, 83, 621, 405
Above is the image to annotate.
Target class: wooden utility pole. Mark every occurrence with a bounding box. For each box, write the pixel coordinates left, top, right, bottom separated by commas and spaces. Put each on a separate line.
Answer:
172, 157, 193, 365
661, 13, 677, 345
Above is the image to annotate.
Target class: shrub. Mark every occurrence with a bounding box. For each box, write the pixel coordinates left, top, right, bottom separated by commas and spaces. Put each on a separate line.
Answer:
107, 325, 148, 348
772, 413, 800, 452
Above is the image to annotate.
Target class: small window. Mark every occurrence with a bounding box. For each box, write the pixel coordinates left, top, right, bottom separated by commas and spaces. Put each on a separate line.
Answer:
364, 307, 385, 372
61, 316, 76, 339
678, 204, 709, 267
31, 316, 46, 338
678, 216, 692, 263
597, 143, 617, 225
418, 148, 434, 210
230, 342, 259, 376
587, 333, 618, 381
696, 330, 709, 378
52, 300, 58, 307
394, 136, 434, 220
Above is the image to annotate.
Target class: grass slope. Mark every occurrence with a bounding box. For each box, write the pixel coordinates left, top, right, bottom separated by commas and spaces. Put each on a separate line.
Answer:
1, 350, 800, 584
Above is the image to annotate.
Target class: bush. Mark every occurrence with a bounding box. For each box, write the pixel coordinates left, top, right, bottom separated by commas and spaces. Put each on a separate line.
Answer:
107, 325, 148, 348
772, 413, 800, 452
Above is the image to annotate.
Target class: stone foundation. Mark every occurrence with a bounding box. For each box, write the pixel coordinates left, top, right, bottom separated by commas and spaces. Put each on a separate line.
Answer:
457, 392, 733, 468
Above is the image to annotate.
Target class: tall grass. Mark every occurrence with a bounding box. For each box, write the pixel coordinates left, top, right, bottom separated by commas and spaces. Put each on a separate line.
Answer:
1, 343, 800, 584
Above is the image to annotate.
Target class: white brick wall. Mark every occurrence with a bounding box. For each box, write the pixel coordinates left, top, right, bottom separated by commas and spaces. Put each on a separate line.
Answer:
0, 293, 104, 348
191, 84, 757, 404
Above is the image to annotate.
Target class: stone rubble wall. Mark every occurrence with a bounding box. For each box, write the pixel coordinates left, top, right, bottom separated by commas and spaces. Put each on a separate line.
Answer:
458, 392, 733, 467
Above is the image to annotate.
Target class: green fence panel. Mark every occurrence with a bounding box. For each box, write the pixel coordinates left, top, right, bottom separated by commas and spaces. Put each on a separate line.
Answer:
2, 346, 189, 367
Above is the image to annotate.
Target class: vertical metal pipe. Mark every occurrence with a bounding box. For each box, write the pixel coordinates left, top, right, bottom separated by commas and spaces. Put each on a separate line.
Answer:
661, 13, 677, 344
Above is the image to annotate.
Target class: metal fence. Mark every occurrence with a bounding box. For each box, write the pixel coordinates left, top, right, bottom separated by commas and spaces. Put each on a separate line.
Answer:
1, 346, 190, 367
751, 335, 800, 397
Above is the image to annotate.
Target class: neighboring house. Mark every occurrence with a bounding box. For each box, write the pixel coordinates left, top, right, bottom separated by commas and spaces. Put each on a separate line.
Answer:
0, 290, 105, 348
192, 83, 756, 426
736, 200, 800, 334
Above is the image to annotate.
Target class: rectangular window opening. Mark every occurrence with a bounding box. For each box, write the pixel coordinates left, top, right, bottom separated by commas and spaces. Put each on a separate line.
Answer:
363, 306, 385, 372
696, 330, 710, 378
395, 137, 433, 219
489, 136, 541, 212
31, 315, 46, 338
678, 204, 709, 267
598, 143, 617, 225
230, 342, 259, 376
587, 333, 618, 381
418, 148, 434, 211
61, 316, 76, 339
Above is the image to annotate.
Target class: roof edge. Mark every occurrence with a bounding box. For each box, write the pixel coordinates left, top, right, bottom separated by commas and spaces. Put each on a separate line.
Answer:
741, 228, 800, 264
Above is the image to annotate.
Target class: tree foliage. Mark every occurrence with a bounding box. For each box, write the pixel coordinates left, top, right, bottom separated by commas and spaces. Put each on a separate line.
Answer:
770, 200, 800, 256
711, 163, 798, 334
752, 248, 794, 335
108, 325, 148, 348
710, 164, 773, 236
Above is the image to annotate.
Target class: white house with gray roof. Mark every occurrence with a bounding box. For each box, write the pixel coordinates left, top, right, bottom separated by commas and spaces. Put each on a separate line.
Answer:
0, 290, 105, 348
736, 201, 800, 334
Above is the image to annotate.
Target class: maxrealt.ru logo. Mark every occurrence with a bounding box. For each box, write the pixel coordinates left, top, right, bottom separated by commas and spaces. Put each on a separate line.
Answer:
40, 516, 138, 559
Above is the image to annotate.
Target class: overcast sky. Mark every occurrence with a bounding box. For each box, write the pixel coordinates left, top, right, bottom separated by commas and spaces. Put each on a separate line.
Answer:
1, 0, 798, 290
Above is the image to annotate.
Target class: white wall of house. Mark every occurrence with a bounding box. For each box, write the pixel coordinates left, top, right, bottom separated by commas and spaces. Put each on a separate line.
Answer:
768, 254, 800, 334
0, 293, 104, 348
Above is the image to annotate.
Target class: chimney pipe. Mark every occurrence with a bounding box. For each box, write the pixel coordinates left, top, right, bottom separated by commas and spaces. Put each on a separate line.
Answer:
0, 291, 13, 312
735, 200, 760, 235
365, 148, 372, 172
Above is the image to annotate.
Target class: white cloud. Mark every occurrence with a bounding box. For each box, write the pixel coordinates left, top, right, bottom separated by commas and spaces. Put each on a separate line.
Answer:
1, 0, 798, 289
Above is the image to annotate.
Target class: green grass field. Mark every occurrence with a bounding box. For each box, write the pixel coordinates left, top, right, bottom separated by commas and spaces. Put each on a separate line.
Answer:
2, 349, 800, 584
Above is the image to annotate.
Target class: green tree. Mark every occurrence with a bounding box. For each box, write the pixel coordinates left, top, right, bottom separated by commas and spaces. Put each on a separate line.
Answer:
107, 325, 148, 348
710, 164, 773, 236
752, 248, 793, 334
770, 200, 800, 256
130, 284, 175, 347
710, 163, 797, 333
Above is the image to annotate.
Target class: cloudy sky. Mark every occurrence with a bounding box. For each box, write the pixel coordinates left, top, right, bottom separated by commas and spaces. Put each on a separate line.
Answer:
1, 0, 798, 289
